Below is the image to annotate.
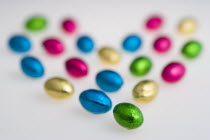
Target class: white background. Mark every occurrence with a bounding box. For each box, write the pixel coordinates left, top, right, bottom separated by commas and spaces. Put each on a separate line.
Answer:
0, 0, 210, 139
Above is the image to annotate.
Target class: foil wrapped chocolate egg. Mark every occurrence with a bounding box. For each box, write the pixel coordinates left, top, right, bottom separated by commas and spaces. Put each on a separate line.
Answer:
129, 56, 152, 76
25, 15, 47, 32
8, 35, 32, 53
65, 57, 88, 78
181, 40, 202, 59
96, 70, 123, 92
113, 102, 144, 129
76, 35, 95, 53
61, 18, 77, 34
161, 62, 186, 83
122, 34, 142, 52
145, 15, 163, 30
79, 89, 112, 114
178, 18, 197, 35
42, 38, 65, 55
44, 77, 74, 99
153, 36, 171, 53
133, 80, 158, 104
98, 47, 121, 65
20, 56, 44, 78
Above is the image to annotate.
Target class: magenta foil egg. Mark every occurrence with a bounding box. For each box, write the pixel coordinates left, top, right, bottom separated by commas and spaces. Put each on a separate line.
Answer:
146, 15, 163, 30
153, 36, 171, 53
43, 38, 64, 55
62, 19, 77, 34
161, 62, 186, 83
65, 58, 88, 78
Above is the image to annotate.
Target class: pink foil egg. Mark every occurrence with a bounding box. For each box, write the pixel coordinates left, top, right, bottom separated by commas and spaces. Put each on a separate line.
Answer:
161, 62, 186, 83
153, 36, 171, 53
146, 15, 163, 30
65, 58, 88, 78
62, 19, 77, 34
43, 38, 64, 55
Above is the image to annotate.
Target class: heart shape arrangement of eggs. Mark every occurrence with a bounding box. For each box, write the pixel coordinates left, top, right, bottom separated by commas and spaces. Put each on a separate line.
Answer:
8, 15, 202, 130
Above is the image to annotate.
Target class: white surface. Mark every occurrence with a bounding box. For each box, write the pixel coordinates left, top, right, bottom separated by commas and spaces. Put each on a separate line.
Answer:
0, 0, 210, 139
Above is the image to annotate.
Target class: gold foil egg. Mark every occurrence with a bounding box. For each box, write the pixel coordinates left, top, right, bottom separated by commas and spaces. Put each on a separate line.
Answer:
178, 18, 197, 35
133, 80, 158, 104
98, 47, 121, 65
44, 77, 74, 99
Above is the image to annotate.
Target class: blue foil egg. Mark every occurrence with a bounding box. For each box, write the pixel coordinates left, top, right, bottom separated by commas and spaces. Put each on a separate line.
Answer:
9, 35, 31, 53
96, 70, 123, 92
122, 34, 142, 52
76, 35, 94, 53
79, 89, 112, 114
20, 56, 44, 78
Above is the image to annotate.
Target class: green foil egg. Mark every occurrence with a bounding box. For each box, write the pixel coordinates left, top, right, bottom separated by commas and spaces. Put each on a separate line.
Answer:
25, 15, 47, 32
181, 40, 202, 59
129, 56, 152, 76
113, 102, 144, 129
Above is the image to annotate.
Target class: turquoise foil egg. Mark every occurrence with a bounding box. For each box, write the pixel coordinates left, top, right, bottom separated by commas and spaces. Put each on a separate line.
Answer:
122, 34, 142, 52
76, 35, 95, 53
20, 56, 44, 78
96, 70, 123, 92
79, 89, 112, 114
9, 35, 31, 53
